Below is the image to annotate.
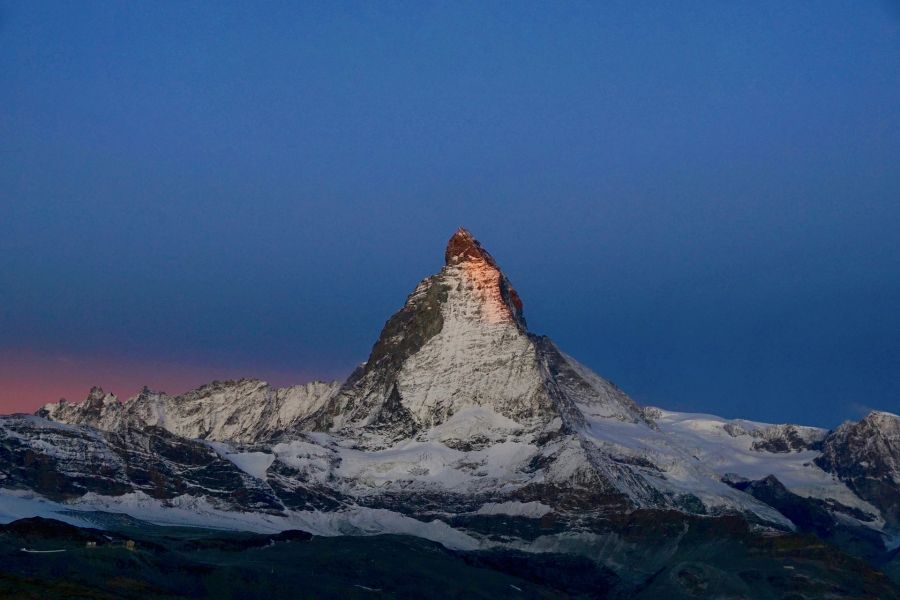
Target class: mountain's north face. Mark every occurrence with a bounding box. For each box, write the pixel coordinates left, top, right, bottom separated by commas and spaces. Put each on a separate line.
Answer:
6, 228, 900, 597
309, 227, 645, 445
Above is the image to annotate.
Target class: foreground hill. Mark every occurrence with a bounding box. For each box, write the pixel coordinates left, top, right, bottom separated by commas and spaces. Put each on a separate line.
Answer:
0, 514, 897, 599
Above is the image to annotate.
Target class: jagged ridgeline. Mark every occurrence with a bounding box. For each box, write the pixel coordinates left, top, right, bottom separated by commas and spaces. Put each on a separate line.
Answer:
4, 228, 899, 598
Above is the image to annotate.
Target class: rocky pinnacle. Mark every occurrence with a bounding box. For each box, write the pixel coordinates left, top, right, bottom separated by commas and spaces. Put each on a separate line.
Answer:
445, 228, 524, 324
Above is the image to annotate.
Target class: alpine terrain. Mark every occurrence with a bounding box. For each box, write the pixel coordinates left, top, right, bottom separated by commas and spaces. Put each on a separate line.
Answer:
2, 229, 899, 598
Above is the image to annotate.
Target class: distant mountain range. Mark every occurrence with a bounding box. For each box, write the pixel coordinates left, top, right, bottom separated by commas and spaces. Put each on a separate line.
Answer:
3, 228, 898, 598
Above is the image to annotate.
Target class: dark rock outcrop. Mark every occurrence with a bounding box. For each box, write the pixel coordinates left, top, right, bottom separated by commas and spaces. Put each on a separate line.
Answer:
816, 412, 900, 527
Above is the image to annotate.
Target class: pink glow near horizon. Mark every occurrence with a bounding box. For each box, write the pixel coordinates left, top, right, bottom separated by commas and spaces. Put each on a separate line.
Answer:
0, 350, 334, 414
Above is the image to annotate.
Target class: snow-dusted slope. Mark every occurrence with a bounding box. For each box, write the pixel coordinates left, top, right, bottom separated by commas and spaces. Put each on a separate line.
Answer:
641, 409, 882, 525
0, 415, 280, 511
39, 379, 340, 443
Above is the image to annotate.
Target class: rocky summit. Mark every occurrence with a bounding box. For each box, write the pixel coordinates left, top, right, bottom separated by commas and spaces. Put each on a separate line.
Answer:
4, 229, 900, 598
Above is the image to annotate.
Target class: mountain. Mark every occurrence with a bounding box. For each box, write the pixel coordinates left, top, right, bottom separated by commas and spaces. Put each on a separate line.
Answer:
38, 379, 340, 444
4, 227, 899, 598
0, 415, 283, 511
307, 228, 644, 441
816, 411, 900, 528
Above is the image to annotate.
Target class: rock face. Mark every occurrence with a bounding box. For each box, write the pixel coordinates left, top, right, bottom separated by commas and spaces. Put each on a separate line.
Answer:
39, 379, 341, 444
748, 423, 826, 453
7, 228, 899, 588
816, 411, 900, 527
0, 415, 279, 510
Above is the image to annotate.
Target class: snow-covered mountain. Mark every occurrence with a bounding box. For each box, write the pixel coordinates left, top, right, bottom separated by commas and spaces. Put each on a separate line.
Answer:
5, 228, 899, 577
38, 379, 340, 444
817, 411, 900, 528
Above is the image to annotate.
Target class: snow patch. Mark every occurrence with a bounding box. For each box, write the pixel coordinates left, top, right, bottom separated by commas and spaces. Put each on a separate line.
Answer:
475, 501, 552, 518
0, 489, 99, 529
67, 491, 481, 550
208, 442, 275, 480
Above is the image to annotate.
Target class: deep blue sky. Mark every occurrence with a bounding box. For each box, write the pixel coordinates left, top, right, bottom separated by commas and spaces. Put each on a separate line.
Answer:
1, 2, 898, 426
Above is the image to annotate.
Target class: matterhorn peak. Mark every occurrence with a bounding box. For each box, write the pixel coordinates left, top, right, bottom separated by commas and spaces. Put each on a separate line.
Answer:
441, 227, 524, 327
445, 227, 497, 267
306, 227, 645, 444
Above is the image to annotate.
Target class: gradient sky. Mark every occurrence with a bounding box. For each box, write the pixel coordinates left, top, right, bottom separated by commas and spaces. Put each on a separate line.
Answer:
1, 2, 899, 427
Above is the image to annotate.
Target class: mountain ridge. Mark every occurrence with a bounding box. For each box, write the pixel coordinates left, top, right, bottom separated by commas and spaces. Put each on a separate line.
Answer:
4, 227, 899, 596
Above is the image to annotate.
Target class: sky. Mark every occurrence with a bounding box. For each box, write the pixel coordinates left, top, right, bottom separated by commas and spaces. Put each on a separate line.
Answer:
1, 2, 898, 427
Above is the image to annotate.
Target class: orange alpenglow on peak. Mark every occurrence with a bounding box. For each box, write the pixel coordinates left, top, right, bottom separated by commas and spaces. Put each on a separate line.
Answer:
444, 227, 498, 267
443, 227, 524, 319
